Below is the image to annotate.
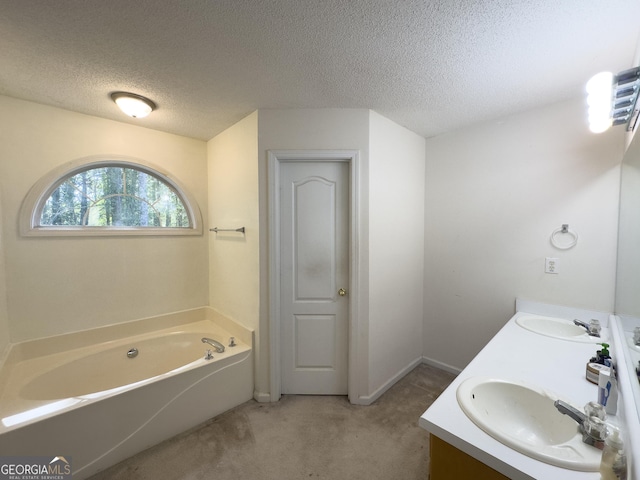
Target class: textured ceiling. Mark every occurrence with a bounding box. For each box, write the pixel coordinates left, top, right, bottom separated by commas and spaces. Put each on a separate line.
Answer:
1, 1, 639, 141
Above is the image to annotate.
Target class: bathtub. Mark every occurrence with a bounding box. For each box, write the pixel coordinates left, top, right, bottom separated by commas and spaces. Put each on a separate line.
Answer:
0, 307, 253, 479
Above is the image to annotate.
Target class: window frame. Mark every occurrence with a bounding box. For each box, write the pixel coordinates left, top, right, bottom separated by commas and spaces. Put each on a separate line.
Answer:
20, 156, 203, 237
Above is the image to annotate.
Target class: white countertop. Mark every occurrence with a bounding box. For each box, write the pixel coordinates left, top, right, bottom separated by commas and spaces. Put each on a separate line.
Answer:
419, 303, 621, 480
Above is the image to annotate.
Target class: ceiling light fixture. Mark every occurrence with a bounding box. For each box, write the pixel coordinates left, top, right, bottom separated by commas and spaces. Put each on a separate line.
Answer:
586, 67, 640, 133
110, 92, 156, 118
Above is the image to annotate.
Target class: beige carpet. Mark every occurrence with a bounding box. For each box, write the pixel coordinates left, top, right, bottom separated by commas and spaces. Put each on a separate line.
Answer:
89, 363, 456, 480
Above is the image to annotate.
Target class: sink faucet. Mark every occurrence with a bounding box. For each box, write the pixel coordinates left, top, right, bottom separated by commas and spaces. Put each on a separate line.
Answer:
573, 319, 601, 337
202, 337, 225, 353
554, 400, 607, 448
554, 399, 585, 424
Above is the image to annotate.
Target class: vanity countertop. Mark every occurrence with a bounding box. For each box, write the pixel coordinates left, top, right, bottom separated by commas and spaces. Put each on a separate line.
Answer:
419, 303, 622, 480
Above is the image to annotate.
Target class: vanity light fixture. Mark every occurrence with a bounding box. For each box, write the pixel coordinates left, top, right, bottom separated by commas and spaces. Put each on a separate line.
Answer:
587, 67, 640, 133
110, 92, 156, 118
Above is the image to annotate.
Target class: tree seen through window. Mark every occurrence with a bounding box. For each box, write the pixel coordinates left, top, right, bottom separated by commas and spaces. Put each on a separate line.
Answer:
41, 166, 190, 227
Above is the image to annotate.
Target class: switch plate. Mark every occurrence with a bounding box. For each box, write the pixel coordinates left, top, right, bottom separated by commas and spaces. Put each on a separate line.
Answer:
545, 257, 559, 274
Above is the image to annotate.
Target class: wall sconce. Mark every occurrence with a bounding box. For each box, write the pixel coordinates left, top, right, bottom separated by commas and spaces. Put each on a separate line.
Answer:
110, 92, 156, 118
587, 67, 640, 133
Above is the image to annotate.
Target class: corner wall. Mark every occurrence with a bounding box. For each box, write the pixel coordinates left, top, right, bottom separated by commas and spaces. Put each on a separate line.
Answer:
424, 97, 623, 371
367, 111, 425, 396
207, 111, 261, 392
0, 96, 209, 341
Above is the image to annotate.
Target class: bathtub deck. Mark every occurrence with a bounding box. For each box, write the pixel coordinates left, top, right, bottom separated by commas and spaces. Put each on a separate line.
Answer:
0, 308, 255, 480
0, 307, 252, 431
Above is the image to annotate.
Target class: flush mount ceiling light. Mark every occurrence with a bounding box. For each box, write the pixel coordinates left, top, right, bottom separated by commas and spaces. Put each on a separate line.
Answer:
110, 92, 156, 118
586, 67, 640, 133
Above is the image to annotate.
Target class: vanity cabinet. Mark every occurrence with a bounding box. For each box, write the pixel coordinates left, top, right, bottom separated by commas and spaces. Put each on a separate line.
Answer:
430, 435, 509, 480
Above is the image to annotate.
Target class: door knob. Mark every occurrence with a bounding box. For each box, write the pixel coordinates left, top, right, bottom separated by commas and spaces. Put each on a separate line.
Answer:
338, 288, 347, 297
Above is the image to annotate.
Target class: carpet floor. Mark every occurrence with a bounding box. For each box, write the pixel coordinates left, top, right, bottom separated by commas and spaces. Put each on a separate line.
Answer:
89, 363, 456, 480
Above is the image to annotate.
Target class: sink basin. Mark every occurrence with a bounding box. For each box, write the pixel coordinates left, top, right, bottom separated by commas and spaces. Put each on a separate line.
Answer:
515, 315, 605, 342
456, 377, 601, 471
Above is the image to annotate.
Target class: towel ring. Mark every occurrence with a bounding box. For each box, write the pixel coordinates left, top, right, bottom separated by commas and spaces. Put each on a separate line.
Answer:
550, 224, 578, 250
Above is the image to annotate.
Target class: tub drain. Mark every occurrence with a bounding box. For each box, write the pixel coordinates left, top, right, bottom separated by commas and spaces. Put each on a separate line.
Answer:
127, 347, 139, 358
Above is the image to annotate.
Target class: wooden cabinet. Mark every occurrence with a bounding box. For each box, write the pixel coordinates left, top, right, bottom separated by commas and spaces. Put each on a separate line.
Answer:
430, 435, 511, 480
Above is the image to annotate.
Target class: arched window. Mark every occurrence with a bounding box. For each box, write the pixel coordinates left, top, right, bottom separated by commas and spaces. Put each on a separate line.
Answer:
20, 157, 202, 236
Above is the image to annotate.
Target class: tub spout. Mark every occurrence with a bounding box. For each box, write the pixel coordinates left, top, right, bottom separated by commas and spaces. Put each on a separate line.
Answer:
202, 337, 225, 353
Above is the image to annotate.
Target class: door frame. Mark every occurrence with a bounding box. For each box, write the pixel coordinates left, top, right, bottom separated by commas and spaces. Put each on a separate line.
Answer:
268, 150, 360, 403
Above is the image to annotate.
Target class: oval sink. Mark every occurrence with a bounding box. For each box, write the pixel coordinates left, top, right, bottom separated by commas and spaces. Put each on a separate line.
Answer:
516, 315, 604, 343
456, 377, 602, 471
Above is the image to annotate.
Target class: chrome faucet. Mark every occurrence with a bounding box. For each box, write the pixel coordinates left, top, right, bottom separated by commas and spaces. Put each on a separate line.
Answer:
554, 400, 607, 448
202, 337, 225, 353
554, 400, 586, 424
573, 319, 601, 337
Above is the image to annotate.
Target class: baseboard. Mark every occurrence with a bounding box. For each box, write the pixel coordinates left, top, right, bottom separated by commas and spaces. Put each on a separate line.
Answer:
253, 390, 272, 403
422, 356, 462, 376
357, 356, 423, 406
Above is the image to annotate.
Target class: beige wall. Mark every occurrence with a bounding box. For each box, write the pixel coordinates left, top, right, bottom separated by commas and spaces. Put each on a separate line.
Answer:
423, 97, 624, 370
206, 111, 261, 389
0, 187, 9, 356
207, 111, 259, 325
0, 96, 209, 341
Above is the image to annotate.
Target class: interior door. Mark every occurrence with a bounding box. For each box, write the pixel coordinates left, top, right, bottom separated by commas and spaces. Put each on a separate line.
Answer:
280, 160, 349, 395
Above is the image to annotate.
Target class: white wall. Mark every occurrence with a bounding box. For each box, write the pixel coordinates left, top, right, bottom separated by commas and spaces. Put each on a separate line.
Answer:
207, 111, 261, 390
368, 111, 425, 394
424, 97, 624, 370
0, 96, 209, 341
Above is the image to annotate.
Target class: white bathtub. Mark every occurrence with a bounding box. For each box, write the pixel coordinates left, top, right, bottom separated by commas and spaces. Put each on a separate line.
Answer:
0, 307, 253, 479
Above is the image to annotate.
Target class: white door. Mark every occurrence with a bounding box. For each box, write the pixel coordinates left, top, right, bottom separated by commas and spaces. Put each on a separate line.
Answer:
280, 161, 349, 395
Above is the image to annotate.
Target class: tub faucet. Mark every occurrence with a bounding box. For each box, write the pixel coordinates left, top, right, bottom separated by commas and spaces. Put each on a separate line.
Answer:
202, 337, 225, 353
573, 319, 601, 337
554, 400, 607, 448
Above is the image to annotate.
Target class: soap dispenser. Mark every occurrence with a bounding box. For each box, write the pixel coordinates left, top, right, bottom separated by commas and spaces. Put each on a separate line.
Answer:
586, 343, 612, 384
592, 343, 612, 366
599, 426, 627, 480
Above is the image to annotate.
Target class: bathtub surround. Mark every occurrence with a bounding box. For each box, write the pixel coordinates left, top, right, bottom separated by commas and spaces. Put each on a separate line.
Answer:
88, 363, 456, 480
